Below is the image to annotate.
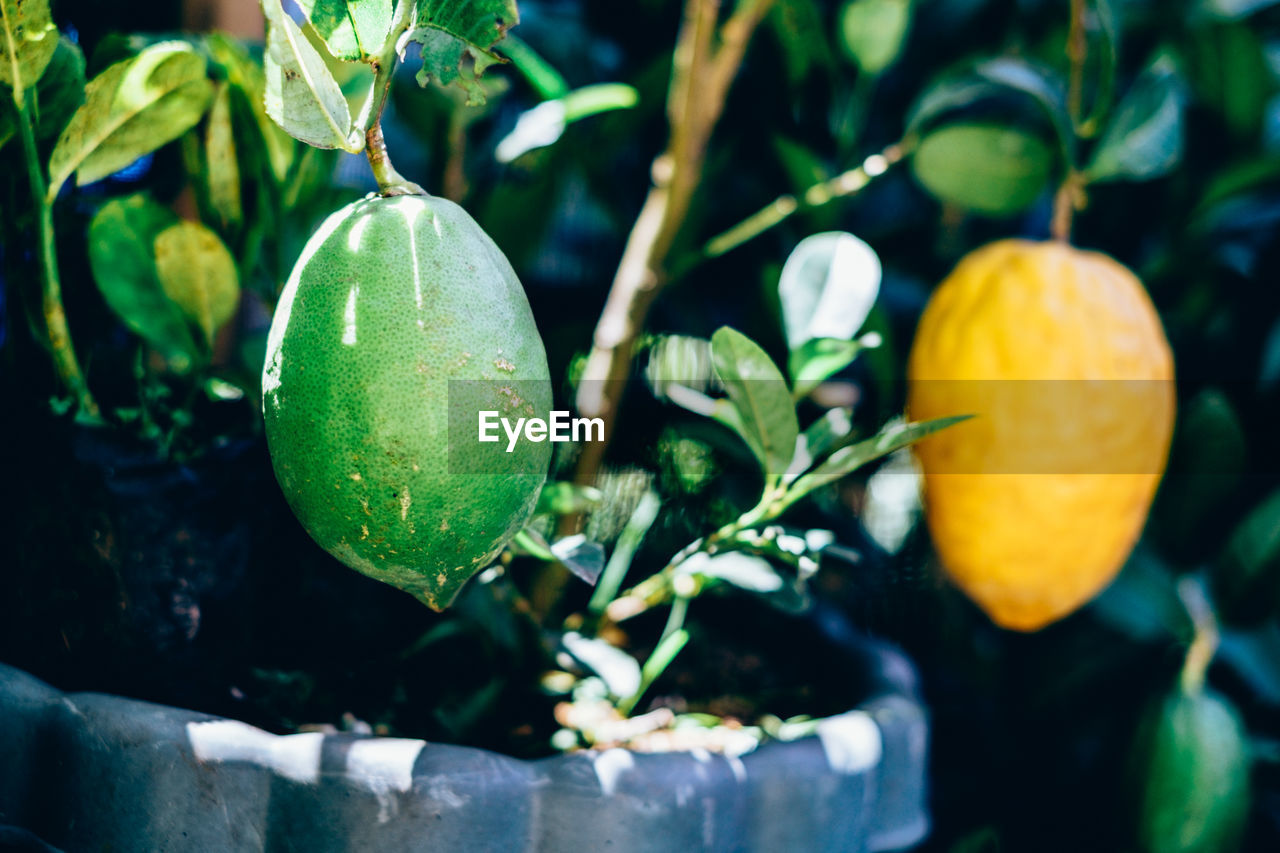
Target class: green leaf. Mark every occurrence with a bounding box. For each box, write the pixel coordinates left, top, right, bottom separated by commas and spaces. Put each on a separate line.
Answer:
778, 231, 881, 351
786, 415, 969, 502
1085, 57, 1184, 183
400, 0, 518, 105
261, 0, 361, 151
0, 0, 58, 102
203, 81, 242, 231
1077, 0, 1118, 136
789, 336, 879, 398
1195, 0, 1280, 19
1213, 489, 1280, 625
710, 327, 800, 477
838, 0, 912, 75
294, 0, 394, 61
153, 221, 241, 349
47, 42, 214, 198
791, 407, 855, 476
28, 36, 84, 139
0, 34, 82, 147
87, 194, 200, 368
768, 0, 833, 84
911, 122, 1055, 216
499, 33, 568, 99
206, 32, 295, 183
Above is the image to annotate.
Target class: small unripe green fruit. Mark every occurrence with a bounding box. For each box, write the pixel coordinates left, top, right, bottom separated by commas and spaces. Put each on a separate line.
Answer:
1129, 684, 1251, 853
263, 194, 552, 610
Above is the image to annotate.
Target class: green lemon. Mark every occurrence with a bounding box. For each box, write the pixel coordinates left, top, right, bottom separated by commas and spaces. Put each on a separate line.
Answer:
1129, 685, 1251, 853
263, 194, 552, 610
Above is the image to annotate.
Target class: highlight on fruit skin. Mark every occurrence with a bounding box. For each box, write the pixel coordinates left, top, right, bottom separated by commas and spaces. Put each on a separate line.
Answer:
262, 193, 553, 610
906, 239, 1176, 631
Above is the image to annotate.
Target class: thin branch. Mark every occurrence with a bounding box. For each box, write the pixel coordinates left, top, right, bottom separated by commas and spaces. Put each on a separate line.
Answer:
1066, 0, 1088, 128
572, 0, 775, 492
17, 92, 99, 419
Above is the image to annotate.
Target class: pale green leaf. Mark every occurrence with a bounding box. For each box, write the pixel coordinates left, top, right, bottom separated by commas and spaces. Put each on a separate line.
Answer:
295, 0, 394, 61
789, 336, 878, 398
787, 415, 970, 501
261, 0, 361, 151
47, 42, 214, 198
153, 221, 241, 348
778, 231, 881, 351
204, 82, 242, 230
839, 0, 912, 75
710, 327, 800, 476
0, 0, 57, 102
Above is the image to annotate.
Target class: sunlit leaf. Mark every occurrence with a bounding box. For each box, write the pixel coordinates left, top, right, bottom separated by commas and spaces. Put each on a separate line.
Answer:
778, 231, 881, 351
0, 0, 58, 102
399, 0, 518, 104
678, 551, 784, 594
562, 632, 641, 699
48, 42, 212, 198
261, 0, 361, 151
710, 327, 800, 476
295, 0, 394, 61
787, 415, 970, 501
1085, 57, 1185, 183
911, 123, 1055, 215
153, 221, 241, 349
495, 83, 637, 163
789, 407, 855, 479
789, 336, 880, 398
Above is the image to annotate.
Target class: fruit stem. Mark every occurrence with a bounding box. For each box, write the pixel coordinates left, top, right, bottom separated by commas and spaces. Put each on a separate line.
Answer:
359, 0, 424, 197
1050, 171, 1085, 243
17, 87, 100, 419
1177, 576, 1220, 696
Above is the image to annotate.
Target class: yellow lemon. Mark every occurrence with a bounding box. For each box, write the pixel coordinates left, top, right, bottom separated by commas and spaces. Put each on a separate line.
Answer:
907, 239, 1175, 631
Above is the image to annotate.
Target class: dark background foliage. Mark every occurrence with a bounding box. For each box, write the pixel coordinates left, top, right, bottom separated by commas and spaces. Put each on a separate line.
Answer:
3, 1, 1280, 851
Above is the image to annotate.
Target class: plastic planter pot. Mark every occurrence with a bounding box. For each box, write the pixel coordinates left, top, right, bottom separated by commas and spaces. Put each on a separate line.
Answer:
0, 656, 927, 852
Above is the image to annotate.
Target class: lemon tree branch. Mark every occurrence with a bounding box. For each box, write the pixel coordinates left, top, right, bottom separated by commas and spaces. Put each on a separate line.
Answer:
571, 0, 775, 492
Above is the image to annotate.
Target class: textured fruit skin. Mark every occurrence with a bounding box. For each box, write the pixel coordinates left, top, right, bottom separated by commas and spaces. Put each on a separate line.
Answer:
263, 195, 552, 610
907, 239, 1175, 631
1130, 687, 1250, 853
